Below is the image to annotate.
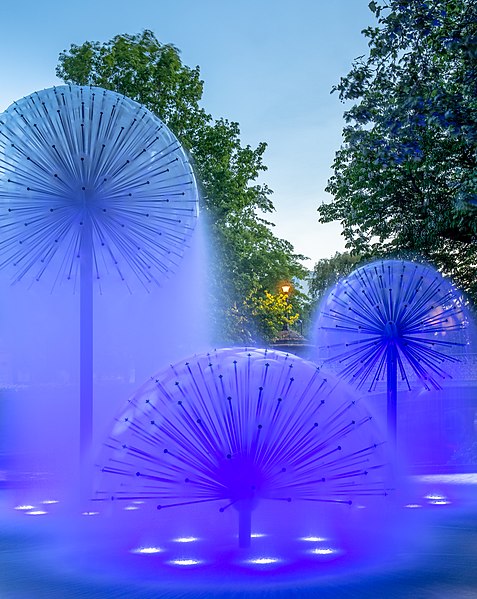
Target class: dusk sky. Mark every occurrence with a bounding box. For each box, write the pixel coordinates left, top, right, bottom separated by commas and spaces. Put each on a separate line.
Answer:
0, 0, 374, 267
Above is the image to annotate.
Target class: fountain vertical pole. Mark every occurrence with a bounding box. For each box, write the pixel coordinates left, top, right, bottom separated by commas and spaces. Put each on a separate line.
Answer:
80, 219, 93, 477
238, 507, 252, 548
386, 341, 398, 449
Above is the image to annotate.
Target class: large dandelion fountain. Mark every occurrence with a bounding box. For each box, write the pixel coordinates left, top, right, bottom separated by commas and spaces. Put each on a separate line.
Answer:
315, 260, 469, 445
96, 348, 392, 550
0, 85, 199, 461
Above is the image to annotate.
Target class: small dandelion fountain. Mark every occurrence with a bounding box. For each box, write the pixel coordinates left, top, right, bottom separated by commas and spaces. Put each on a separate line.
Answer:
0, 85, 199, 461
96, 348, 392, 548
315, 260, 468, 445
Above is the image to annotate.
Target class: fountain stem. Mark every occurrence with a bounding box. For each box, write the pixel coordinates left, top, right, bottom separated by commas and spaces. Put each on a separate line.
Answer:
386, 341, 398, 449
80, 219, 93, 466
238, 507, 252, 548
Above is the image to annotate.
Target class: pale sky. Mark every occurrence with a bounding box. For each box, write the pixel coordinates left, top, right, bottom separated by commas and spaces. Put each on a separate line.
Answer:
0, 0, 373, 268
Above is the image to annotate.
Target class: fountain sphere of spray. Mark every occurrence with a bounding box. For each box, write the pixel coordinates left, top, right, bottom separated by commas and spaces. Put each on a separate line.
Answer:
0, 85, 198, 291
314, 259, 469, 444
96, 348, 393, 549
314, 259, 468, 392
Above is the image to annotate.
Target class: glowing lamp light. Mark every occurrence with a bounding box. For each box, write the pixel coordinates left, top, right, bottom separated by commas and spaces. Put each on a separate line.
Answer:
301, 536, 327, 542
281, 284, 291, 294
173, 537, 199, 543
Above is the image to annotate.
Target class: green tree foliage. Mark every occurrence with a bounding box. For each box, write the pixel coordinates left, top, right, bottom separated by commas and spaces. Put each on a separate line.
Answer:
309, 252, 362, 303
57, 31, 307, 342
319, 0, 477, 301
244, 289, 300, 343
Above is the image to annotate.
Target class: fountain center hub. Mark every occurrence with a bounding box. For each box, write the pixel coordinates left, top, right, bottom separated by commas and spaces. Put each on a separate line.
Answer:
217, 454, 266, 510
384, 320, 399, 340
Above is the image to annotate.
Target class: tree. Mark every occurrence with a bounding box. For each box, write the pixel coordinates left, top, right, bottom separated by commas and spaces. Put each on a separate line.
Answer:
244, 288, 300, 343
319, 0, 477, 302
309, 251, 362, 303
57, 31, 307, 342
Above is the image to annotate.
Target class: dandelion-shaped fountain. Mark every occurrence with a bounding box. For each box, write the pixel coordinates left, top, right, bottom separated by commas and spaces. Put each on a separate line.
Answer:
315, 260, 468, 446
96, 348, 392, 549
0, 85, 198, 464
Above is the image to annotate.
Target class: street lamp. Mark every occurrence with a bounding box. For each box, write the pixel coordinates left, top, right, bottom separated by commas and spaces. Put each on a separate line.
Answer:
280, 282, 292, 331
281, 283, 291, 295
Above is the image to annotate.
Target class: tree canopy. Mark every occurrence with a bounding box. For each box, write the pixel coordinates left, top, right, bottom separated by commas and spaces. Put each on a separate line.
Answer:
309, 251, 363, 303
319, 0, 477, 302
57, 31, 307, 342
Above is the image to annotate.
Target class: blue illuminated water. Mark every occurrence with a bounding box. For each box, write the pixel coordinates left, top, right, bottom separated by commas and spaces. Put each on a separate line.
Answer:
1, 474, 476, 597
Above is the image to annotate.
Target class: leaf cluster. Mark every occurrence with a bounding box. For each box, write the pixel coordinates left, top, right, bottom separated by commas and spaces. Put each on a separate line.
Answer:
244, 289, 300, 344
309, 251, 363, 302
320, 0, 477, 302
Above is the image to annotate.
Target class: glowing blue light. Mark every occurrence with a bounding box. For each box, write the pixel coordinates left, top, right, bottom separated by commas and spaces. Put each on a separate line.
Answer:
169, 558, 203, 566
25, 510, 47, 516
247, 557, 281, 565
310, 547, 337, 556
429, 500, 451, 505
173, 536, 199, 543
14, 505, 35, 511
301, 536, 327, 542
131, 547, 163, 555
